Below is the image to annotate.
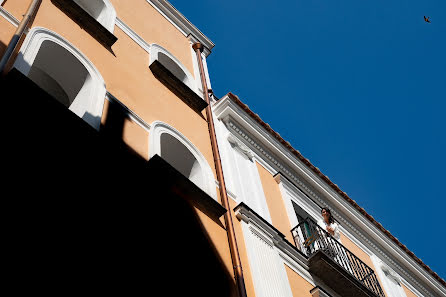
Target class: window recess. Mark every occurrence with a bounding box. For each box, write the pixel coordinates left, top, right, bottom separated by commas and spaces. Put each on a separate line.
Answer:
149, 121, 217, 200
51, 0, 117, 47
13, 27, 106, 130
292, 200, 311, 223
149, 44, 207, 114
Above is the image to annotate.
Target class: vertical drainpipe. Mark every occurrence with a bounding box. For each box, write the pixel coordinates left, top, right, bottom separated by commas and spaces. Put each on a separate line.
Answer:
0, 0, 42, 75
192, 42, 248, 297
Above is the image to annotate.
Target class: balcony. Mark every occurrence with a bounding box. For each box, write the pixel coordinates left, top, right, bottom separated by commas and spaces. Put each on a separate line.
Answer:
292, 219, 385, 297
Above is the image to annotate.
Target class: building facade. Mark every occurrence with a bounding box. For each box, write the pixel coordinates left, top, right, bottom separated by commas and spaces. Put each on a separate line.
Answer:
1, 1, 444, 296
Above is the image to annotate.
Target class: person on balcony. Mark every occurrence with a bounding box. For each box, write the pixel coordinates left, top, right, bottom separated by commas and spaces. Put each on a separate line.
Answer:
318, 208, 341, 241
318, 208, 355, 274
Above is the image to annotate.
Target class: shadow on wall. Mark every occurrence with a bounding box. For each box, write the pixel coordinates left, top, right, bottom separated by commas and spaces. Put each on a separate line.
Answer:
50, 0, 117, 55
1, 69, 236, 297
100, 98, 126, 146
0, 40, 6, 58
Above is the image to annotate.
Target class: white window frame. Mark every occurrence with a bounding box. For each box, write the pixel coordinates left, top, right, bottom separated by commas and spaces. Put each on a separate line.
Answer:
149, 43, 200, 96
13, 27, 106, 130
276, 174, 321, 228
73, 0, 117, 33
149, 121, 217, 200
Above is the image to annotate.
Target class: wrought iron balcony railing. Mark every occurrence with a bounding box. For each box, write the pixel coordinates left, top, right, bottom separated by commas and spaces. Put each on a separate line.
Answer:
292, 218, 385, 297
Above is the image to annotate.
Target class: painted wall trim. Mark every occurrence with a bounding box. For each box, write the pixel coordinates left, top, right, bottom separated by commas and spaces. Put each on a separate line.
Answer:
401, 277, 424, 297
228, 115, 440, 297
149, 121, 218, 200
14, 27, 106, 130
105, 92, 151, 133
0, 6, 20, 27
213, 95, 445, 297
235, 203, 314, 285
115, 18, 204, 95
74, 0, 117, 33
115, 17, 151, 53
214, 179, 238, 202
237, 204, 296, 297
149, 43, 200, 96
146, 0, 214, 56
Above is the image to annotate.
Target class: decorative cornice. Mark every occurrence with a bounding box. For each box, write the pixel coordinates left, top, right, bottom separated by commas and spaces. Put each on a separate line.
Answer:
234, 203, 313, 283
227, 118, 439, 297
227, 133, 254, 160
380, 261, 402, 285
235, 202, 285, 243
147, 0, 214, 56
213, 96, 444, 297
222, 92, 446, 293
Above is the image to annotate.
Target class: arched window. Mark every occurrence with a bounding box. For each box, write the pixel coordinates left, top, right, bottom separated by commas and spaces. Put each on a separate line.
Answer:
73, 0, 116, 32
160, 134, 203, 187
149, 44, 198, 95
149, 121, 217, 200
14, 27, 106, 130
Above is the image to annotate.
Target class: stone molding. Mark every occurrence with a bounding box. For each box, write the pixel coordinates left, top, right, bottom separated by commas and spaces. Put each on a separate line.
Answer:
222, 116, 440, 297
227, 133, 254, 160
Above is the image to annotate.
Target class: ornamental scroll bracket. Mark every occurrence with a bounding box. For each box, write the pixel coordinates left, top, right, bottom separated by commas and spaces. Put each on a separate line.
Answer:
227, 133, 254, 161
380, 260, 402, 285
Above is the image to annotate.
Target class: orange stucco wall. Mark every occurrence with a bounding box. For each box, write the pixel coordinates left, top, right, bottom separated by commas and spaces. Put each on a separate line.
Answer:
0, 0, 216, 180
285, 264, 314, 297
229, 197, 258, 297
101, 99, 149, 159
109, 0, 195, 75
2, 0, 28, 21
402, 283, 418, 297
3, 3, 419, 297
193, 202, 239, 297
255, 162, 294, 242
1, 0, 235, 291
0, 14, 15, 57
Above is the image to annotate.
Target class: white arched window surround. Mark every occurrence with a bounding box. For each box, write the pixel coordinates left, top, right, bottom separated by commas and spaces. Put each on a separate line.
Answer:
149, 44, 199, 96
149, 121, 217, 200
73, 0, 117, 32
13, 27, 106, 130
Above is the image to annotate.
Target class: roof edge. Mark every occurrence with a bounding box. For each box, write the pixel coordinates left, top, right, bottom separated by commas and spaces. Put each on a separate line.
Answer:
147, 0, 215, 56
225, 92, 446, 289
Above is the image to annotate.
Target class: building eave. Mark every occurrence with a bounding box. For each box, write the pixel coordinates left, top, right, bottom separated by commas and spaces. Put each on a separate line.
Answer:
147, 0, 215, 57
213, 92, 446, 295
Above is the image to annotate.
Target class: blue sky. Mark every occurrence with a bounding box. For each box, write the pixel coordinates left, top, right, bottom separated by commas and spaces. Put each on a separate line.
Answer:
170, 0, 446, 279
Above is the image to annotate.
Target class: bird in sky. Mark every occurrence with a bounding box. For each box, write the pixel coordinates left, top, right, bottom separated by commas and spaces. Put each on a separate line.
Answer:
424, 16, 431, 23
